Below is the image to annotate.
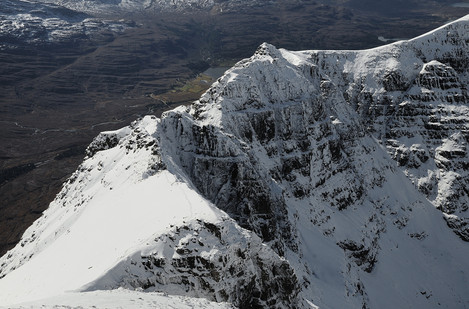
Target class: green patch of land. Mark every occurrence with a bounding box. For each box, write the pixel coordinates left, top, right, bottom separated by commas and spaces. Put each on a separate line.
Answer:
151, 73, 214, 105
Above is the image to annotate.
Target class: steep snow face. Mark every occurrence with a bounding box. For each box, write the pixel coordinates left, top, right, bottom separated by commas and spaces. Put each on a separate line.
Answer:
2, 15, 469, 309
306, 17, 469, 241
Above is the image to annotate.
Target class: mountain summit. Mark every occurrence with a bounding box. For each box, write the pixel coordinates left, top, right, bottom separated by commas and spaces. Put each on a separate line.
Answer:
1, 15, 469, 309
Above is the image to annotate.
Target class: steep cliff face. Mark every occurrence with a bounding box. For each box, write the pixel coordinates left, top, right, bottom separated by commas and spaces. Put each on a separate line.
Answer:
304, 20, 469, 240
1, 15, 469, 309
153, 23, 469, 306
88, 219, 299, 309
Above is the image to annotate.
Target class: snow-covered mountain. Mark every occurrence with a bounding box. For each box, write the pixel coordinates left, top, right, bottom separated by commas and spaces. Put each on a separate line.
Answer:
0, 0, 133, 48
1, 14, 469, 309
33, 0, 272, 15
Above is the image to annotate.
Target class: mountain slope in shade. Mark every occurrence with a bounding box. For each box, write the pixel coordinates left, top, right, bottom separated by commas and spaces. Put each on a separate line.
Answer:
2, 15, 469, 309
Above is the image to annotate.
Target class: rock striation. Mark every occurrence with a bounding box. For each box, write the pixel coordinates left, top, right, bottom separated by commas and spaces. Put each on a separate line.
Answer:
1, 14, 469, 309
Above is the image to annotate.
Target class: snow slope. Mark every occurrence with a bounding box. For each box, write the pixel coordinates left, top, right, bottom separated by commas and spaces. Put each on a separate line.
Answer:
0, 117, 225, 303
0, 116, 297, 308
2, 14, 469, 309
6, 289, 234, 309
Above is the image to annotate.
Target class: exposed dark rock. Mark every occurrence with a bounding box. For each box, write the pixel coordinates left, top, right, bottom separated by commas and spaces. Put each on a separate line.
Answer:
338, 239, 378, 273
89, 220, 301, 308
85, 133, 120, 158
444, 215, 469, 241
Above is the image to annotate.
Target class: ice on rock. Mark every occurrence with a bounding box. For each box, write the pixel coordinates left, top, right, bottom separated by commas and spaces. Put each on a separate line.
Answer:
2, 15, 469, 309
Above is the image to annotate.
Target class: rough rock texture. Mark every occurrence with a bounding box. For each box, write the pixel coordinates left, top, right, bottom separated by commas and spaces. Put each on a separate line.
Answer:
2, 15, 469, 309
306, 23, 469, 241
0, 115, 302, 308
152, 16, 469, 307
88, 219, 299, 309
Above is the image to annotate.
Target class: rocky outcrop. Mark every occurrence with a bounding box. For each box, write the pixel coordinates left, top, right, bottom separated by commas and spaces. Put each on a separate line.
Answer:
147, 19, 469, 305
88, 219, 300, 309
304, 20, 469, 241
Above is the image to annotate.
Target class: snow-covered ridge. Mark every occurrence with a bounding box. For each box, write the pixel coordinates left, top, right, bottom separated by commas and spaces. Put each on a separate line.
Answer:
0, 116, 299, 308
1, 14, 469, 309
